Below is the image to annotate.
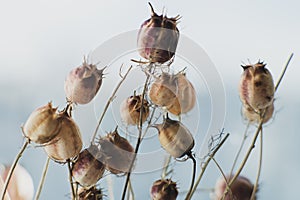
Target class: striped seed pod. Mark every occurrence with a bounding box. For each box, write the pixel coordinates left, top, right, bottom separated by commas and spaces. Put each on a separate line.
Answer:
242, 102, 274, 124
150, 179, 178, 200
72, 145, 105, 188
22, 102, 61, 144
152, 114, 194, 158
64, 59, 105, 104
137, 3, 180, 63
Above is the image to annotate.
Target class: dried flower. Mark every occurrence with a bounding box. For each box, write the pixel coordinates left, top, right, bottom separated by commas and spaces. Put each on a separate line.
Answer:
77, 186, 104, 200
242, 102, 274, 124
150, 179, 178, 200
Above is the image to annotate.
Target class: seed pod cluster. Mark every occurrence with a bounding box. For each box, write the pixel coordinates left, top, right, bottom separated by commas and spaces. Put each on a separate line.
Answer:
137, 3, 180, 64
77, 186, 103, 200
213, 175, 256, 200
98, 128, 134, 174
239, 61, 275, 123
120, 93, 150, 125
72, 145, 105, 188
149, 72, 196, 116
150, 179, 178, 200
153, 114, 194, 158
64, 60, 105, 105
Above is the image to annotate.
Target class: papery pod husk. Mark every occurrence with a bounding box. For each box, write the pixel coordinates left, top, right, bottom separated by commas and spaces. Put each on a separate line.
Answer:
137, 3, 180, 63
72, 145, 105, 188
44, 111, 82, 162
214, 174, 256, 200
150, 179, 178, 200
78, 186, 104, 200
98, 128, 134, 174
120, 94, 150, 125
242, 102, 274, 124
22, 102, 61, 144
154, 115, 194, 158
239, 61, 274, 111
64, 60, 105, 104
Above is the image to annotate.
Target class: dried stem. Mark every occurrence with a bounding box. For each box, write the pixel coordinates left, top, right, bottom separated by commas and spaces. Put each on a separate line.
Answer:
91, 65, 133, 143
186, 133, 230, 200
67, 160, 75, 200
161, 155, 172, 179
185, 153, 196, 200
34, 157, 50, 200
0, 139, 29, 200
275, 53, 293, 91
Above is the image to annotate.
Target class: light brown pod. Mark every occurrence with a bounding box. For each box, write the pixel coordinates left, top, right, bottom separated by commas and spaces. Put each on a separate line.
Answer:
120, 93, 150, 125
44, 111, 82, 162
150, 179, 178, 200
98, 128, 134, 174
214, 174, 256, 200
72, 145, 105, 188
22, 102, 61, 144
137, 3, 180, 63
242, 102, 274, 124
77, 186, 103, 200
64, 60, 105, 104
152, 114, 194, 158
239, 61, 274, 111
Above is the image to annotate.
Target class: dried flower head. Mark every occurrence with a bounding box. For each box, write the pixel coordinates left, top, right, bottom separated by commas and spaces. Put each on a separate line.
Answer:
77, 186, 104, 200
150, 179, 178, 200
242, 102, 274, 124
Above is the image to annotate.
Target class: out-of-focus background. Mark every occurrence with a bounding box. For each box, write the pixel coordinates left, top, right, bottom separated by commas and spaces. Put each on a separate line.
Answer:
0, 0, 299, 199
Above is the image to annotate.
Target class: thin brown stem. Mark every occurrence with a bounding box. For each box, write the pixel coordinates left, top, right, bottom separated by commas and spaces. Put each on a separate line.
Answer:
1, 139, 29, 200
185, 153, 196, 200
34, 157, 50, 200
91, 65, 133, 143
67, 160, 75, 200
275, 53, 293, 91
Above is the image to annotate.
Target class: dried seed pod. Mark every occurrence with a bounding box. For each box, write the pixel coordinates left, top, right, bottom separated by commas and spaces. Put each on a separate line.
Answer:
242, 102, 274, 124
214, 175, 256, 200
44, 110, 82, 162
239, 61, 274, 111
64, 60, 105, 104
137, 3, 180, 63
120, 93, 150, 125
98, 128, 134, 174
22, 102, 61, 144
167, 72, 196, 115
72, 145, 105, 188
77, 186, 104, 200
152, 114, 194, 158
0, 164, 34, 200
150, 179, 178, 200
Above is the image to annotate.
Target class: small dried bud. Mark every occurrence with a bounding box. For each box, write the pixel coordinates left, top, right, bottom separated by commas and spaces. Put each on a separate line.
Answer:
150, 179, 178, 200
239, 61, 274, 111
22, 102, 61, 144
44, 111, 83, 162
120, 94, 150, 125
98, 128, 134, 174
72, 145, 105, 188
137, 3, 180, 63
153, 114, 194, 158
77, 186, 104, 200
64, 60, 105, 104
242, 102, 274, 124
214, 175, 256, 200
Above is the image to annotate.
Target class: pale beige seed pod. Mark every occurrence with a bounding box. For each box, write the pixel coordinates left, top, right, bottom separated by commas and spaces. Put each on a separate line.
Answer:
213, 174, 256, 200
64, 60, 105, 104
72, 145, 105, 188
22, 102, 61, 144
150, 179, 178, 200
120, 93, 150, 125
242, 102, 274, 124
98, 128, 134, 174
167, 72, 196, 115
239, 61, 274, 111
152, 114, 194, 158
44, 110, 83, 162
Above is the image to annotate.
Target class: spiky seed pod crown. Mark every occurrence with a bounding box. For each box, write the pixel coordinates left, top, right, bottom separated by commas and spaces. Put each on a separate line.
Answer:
150, 179, 178, 200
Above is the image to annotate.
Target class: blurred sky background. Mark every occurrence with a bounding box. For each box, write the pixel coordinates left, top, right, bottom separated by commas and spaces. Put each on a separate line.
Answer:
0, 0, 299, 199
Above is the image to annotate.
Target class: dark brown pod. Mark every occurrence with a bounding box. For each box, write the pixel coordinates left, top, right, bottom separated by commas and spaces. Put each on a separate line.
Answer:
77, 186, 104, 200
72, 145, 105, 188
98, 128, 134, 174
137, 3, 180, 63
153, 114, 194, 158
150, 179, 178, 200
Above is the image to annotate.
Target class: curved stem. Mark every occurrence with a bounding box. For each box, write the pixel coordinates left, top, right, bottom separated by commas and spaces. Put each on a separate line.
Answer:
34, 157, 50, 200
185, 153, 196, 200
67, 160, 75, 200
1, 139, 29, 200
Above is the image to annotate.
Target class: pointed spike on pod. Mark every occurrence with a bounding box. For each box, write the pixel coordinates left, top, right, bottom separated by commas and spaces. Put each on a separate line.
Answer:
148, 2, 157, 16
241, 64, 251, 71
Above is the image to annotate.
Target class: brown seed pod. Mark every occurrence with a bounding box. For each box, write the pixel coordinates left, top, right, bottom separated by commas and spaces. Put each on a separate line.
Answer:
77, 186, 104, 200
137, 3, 180, 63
239, 61, 274, 111
22, 102, 61, 144
242, 102, 274, 124
72, 145, 105, 188
150, 179, 178, 200
98, 128, 134, 174
214, 174, 256, 200
64, 59, 105, 104
44, 110, 83, 162
120, 93, 150, 125
152, 114, 194, 158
